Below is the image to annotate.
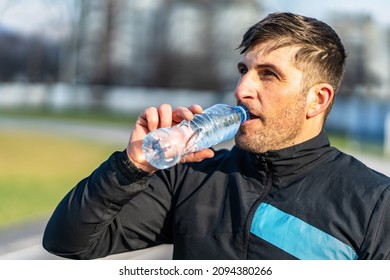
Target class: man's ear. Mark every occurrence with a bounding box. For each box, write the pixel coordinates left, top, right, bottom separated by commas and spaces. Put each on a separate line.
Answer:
306, 83, 334, 118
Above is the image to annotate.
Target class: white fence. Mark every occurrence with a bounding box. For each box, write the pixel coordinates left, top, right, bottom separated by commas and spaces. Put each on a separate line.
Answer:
0, 82, 235, 114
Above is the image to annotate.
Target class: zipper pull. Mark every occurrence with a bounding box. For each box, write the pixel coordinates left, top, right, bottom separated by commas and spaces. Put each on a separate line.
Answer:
256, 154, 269, 172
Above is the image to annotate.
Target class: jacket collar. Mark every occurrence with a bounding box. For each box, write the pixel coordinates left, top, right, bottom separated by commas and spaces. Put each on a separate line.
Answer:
245, 130, 331, 177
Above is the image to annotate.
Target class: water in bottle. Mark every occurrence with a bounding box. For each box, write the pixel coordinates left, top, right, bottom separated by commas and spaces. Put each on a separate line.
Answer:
142, 104, 249, 169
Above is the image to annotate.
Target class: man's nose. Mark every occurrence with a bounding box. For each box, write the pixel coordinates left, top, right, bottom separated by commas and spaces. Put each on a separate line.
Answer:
234, 74, 257, 101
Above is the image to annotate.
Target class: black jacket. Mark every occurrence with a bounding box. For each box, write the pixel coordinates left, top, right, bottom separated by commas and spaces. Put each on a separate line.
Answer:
43, 131, 390, 259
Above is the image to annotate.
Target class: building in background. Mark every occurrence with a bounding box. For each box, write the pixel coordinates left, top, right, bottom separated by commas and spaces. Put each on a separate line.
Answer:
331, 13, 390, 99
2, 0, 390, 98
74, 0, 261, 91
326, 13, 390, 144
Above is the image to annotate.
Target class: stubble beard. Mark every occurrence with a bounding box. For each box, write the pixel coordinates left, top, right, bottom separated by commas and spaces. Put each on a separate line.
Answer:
235, 97, 307, 154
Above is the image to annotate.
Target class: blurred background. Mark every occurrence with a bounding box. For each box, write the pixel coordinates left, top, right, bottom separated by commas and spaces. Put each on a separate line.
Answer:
0, 0, 390, 259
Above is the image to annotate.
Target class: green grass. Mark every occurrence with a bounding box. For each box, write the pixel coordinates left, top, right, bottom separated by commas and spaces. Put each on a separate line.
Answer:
0, 128, 122, 229
0, 107, 137, 126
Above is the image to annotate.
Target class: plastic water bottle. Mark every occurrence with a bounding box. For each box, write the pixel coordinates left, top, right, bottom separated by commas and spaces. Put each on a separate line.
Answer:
142, 104, 249, 169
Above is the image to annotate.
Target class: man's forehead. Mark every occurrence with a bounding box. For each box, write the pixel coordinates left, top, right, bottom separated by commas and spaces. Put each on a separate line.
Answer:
240, 43, 300, 65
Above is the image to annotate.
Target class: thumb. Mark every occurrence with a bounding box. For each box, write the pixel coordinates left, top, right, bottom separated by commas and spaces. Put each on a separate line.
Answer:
180, 149, 215, 164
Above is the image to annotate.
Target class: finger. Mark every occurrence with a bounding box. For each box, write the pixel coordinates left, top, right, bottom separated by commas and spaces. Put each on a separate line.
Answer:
172, 106, 194, 123
181, 149, 215, 164
172, 104, 203, 123
158, 104, 173, 128
141, 106, 159, 131
188, 104, 203, 114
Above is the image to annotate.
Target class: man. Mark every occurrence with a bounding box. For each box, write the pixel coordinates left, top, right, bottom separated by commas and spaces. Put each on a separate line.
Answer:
43, 12, 390, 260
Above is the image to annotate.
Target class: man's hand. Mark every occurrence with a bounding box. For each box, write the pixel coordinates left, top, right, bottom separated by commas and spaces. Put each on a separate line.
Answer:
126, 104, 214, 173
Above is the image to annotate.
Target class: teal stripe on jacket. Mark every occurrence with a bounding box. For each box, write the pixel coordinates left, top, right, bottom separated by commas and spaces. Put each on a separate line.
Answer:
250, 203, 358, 260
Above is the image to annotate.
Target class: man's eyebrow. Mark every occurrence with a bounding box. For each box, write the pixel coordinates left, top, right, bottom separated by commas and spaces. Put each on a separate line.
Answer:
255, 63, 282, 73
237, 61, 285, 77
257, 63, 286, 79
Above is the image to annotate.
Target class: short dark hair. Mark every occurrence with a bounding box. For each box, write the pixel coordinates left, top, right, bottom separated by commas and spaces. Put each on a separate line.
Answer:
238, 12, 346, 108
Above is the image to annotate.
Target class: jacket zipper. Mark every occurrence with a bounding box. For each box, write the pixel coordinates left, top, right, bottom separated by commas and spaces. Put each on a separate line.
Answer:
241, 154, 273, 259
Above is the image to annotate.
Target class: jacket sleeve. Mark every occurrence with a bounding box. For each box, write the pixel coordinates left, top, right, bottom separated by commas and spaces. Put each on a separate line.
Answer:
42, 150, 174, 259
359, 184, 390, 260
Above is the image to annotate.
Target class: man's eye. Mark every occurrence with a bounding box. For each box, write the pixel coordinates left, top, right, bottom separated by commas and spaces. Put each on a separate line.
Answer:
263, 70, 276, 77
238, 68, 247, 76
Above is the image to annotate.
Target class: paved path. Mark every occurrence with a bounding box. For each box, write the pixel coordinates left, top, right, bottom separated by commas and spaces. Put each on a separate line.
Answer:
0, 117, 389, 260
0, 218, 174, 260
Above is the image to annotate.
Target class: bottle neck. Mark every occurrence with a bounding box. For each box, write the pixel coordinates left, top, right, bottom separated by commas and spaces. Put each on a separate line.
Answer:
234, 105, 250, 124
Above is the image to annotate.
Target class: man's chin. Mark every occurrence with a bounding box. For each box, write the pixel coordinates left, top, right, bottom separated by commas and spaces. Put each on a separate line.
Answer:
235, 135, 256, 153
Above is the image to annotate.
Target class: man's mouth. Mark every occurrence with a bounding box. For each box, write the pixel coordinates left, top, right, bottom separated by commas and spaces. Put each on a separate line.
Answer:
247, 110, 264, 123
249, 112, 258, 120
238, 103, 261, 121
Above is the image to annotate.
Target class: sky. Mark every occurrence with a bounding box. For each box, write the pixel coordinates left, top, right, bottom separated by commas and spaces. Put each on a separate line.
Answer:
261, 0, 390, 27
0, 0, 390, 41
0, 0, 76, 41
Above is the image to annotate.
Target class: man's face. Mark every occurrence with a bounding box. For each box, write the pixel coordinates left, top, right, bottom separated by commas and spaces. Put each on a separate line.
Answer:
234, 43, 309, 154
